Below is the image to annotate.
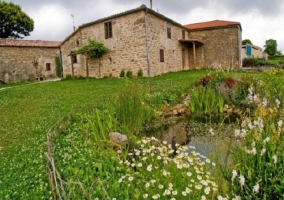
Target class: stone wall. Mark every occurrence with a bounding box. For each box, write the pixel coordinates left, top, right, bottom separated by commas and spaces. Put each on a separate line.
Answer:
146, 13, 189, 76
0, 46, 59, 82
61, 9, 192, 78
61, 10, 149, 78
188, 26, 242, 69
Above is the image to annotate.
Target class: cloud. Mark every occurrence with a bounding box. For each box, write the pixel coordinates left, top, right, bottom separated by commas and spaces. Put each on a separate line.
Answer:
8, 0, 284, 51
25, 4, 71, 40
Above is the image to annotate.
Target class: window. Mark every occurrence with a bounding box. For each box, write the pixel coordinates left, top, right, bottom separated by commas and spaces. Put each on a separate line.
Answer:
104, 21, 112, 39
72, 54, 77, 64
182, 30, 186, 39
160, 49, 164, 62
167, 23, 171, 39
46, 63, 51, 71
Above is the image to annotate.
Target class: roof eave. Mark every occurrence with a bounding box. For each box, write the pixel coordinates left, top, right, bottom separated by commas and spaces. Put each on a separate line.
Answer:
189, 24, 241, 32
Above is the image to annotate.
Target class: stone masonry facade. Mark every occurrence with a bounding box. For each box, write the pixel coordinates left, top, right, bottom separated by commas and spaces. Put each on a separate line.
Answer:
61, 8, 191, 78
61, 10, 149, 78
146, 13, 190, 76
188, 27, 242, 69
0, 40, 60, 82
1, 5, 242, 82
61, 5, 242, 78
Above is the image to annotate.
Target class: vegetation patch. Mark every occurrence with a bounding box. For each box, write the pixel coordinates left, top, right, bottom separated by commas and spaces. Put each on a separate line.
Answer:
1, 69, 284, 199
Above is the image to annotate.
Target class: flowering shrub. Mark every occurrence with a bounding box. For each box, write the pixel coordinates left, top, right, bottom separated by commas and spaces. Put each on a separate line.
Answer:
224, 98, 284, 199
52, 127, 220, 199
264, 68, 284, 75
118, 137, 218, 199
196, 75, 212, 86
224, 77, 236, 88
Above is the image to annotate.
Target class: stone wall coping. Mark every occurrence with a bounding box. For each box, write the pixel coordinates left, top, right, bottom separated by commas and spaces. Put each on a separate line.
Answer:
0, 39, 61, 48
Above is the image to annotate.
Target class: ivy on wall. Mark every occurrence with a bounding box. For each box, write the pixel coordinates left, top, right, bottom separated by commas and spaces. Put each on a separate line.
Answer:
75, 39, 108, 59
55, 56, 62, 78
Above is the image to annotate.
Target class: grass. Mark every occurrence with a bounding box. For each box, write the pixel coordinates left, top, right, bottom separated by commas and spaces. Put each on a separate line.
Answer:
1, 68, 282, 199
0, 69, 209, 198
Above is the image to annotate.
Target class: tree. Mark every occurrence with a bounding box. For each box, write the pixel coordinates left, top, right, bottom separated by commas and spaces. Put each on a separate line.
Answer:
0, 1, 34, 39
264, 39, 278, 57
276, 50, 283, 56
242, 39, 253, 45
74, 39, 108, 79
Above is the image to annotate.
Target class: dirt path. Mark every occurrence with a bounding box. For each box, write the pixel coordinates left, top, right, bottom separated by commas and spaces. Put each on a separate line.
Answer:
0, 78, 61, 91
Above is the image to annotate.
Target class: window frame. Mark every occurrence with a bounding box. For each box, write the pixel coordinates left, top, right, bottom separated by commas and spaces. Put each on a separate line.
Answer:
46, 63, 51, 71
167, 22, 171, 39
72, 54, 78, 64
182, 30, 186, 39
160, 49, 165, 62
104, 21, 113, 39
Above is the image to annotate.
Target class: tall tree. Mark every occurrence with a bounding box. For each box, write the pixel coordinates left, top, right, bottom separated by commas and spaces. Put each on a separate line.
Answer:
0, 1, 34, 39
264, 39, 278, 57
242, 39, 253, 45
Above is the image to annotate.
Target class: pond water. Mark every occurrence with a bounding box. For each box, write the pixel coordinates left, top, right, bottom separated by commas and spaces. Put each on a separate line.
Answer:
155, 118, 236, 161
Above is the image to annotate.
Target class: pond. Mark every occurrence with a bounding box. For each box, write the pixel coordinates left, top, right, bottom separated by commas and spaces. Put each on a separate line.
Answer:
149, 117, 237, 162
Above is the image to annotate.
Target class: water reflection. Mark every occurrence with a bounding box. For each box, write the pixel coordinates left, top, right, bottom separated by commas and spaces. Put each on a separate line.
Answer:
157, 119, 235, 160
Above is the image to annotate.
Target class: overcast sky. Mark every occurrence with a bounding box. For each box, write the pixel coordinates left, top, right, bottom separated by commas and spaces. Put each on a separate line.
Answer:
8, 0, 284, 52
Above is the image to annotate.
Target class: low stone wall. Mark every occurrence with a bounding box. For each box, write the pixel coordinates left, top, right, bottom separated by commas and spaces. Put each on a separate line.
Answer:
0, 46, 59, 83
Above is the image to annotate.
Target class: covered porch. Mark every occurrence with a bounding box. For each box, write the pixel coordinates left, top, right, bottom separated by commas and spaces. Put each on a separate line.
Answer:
179, 39, 204, 69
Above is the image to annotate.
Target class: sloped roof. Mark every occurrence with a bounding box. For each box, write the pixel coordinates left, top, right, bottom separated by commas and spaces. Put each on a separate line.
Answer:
62, 5, 188, 45
185, 20, 241, 31
242, 44, 263, 51
179, 39, 204, 46
0, 38, 61, 48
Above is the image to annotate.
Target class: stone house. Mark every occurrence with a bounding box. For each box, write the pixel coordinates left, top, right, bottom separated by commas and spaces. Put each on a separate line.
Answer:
0, 5, 242, 82
185, 20, 242, 69
0, 39, 60, 82
242, 44, 268, 60
61, 5, 242, 78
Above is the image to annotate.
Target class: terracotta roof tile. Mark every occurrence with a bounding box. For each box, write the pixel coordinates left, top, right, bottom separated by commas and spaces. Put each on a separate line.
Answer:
185, 20, 241, 31
0, 39, 61, 47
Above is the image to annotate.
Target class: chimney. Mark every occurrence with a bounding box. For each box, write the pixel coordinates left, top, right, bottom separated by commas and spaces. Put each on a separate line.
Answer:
150, 0, 152, 9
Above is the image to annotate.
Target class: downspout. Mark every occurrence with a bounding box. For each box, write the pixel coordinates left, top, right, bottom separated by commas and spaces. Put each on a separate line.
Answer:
59, 47, 63, 78
239, 25, 242, 69
144, 7, 151, 77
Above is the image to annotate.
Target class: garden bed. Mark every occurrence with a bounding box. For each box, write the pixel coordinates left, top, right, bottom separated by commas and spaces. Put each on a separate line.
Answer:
46, 70, 284, 199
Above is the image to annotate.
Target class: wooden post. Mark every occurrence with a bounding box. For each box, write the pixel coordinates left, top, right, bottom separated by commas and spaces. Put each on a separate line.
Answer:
86, 55, 89, 80
99, 58, 101, 77
193, 42, 196, 69
71, 55, 74, 79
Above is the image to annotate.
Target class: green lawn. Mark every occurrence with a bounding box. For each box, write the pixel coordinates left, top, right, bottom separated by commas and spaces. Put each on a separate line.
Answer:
0, 70, 210, 198
1, 68, 281, 199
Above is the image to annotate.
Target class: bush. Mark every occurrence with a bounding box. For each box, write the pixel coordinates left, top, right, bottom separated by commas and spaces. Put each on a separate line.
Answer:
137, 69, 143, 78
63, 74, 73, 80
189, 86, 225, 115
55, 56, 62, 78
126, 70, 133, 78
242, 58, 259, 67
120, 70, 125, 78
114, 84, 153, 134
